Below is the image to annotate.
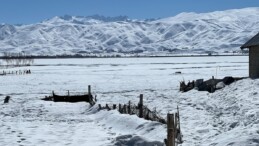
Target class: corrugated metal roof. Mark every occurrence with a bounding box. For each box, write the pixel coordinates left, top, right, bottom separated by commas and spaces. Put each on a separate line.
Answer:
241, 32, 259, 49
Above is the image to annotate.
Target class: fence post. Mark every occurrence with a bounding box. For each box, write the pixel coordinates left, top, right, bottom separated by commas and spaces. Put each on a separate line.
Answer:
52, 91, 55, 96
123, 104, 127, 114
175, 113, 178, 143
88, 85, 91, 95
146, 110, 150, 120
4, 96, 10, 103
67, 90, 70, 96
177, 106, 182, 144
119, 104, 122, 113
139, 94, 143, 118
167, 113, 175, 146
95, 95, 97, 102
128, 101, 131, 114
113, 104, 117, 110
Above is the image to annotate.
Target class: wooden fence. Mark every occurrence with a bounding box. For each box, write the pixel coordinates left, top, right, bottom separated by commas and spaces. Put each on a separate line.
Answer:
42, 85, 95, 106
0, 69, 31, 76
98, 94, 166, 124
165, 106, 183, 146
98, 94, 183, 145
180, 76, 246, 93
41, 86, 183, 145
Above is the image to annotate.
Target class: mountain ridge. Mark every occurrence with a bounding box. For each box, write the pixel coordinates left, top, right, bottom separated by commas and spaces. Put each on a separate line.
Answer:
0, 7, 258, 56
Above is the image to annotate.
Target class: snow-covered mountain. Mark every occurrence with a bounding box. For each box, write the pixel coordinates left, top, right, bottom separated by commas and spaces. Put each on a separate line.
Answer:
0, 7, 259, 56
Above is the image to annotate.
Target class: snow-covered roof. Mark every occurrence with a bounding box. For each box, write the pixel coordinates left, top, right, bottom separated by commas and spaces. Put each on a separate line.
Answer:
241, 32, 259, 49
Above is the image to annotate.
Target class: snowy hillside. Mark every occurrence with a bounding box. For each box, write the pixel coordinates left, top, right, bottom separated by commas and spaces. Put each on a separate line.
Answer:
0, 7, 259, 56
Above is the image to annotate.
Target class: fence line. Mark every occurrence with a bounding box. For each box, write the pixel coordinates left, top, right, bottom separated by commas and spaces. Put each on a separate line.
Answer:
98, 94, 183, 145
40, 86, 183, 145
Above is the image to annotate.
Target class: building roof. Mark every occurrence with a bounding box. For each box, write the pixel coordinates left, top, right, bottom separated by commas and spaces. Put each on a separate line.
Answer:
241, 32, 259, 49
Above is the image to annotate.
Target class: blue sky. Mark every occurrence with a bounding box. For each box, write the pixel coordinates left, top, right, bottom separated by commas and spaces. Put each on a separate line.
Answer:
0, 0, 259, 24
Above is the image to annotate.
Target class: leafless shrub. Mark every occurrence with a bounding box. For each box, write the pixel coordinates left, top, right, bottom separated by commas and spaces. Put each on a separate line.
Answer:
2, 52, 34, 66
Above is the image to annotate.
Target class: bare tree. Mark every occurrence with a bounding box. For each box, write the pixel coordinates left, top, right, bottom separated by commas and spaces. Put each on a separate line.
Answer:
2, 52, 34, 67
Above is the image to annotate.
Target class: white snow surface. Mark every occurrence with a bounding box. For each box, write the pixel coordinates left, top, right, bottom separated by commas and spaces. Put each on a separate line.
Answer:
0, 7, 259, 55
1, 56, 259, 146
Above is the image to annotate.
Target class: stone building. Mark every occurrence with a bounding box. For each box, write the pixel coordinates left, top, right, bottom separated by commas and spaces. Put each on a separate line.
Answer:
241, 32, 259, 78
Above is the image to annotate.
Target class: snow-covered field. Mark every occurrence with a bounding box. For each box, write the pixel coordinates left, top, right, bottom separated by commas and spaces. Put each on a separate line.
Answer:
1, 56, 259, 146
